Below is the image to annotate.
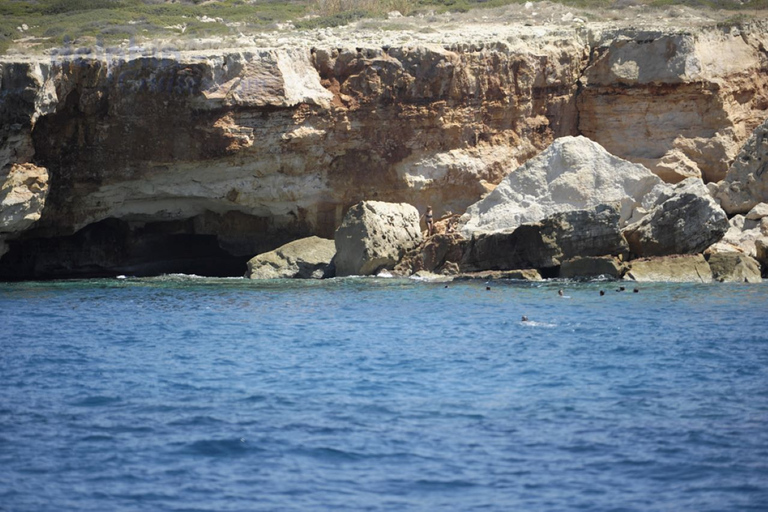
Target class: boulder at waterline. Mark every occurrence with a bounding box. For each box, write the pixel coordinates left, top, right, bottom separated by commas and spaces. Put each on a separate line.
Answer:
622, 178, 728, 257
459, 136, 662, 237
708, 253, 762, 283
462, 204, 628, 272
559, 256, 624, 280
712, 117, 768, 215
624, 254, 713, 283
453, 269, 543, 282
393, 233, 467, 276
246, 236, 336, 279
334, 201, 421, 277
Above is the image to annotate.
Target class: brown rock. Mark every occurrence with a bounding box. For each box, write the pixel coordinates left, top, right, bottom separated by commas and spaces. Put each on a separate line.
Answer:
394, 233, 467, 276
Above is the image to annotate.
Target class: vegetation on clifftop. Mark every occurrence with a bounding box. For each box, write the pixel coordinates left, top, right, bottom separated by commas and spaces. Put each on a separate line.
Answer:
0, 0, 765, 54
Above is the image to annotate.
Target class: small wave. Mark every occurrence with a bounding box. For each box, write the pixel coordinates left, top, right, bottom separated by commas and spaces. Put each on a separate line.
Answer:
79, 434, 115, 443
295, 446, 364, 462
181, 438, 254, 457
521, 320, 557, 328
71, 395, 122, 407
414, 479, 478, 490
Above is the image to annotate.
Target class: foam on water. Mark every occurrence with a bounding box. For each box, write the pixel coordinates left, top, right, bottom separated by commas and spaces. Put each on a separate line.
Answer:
1, 278, 767, 511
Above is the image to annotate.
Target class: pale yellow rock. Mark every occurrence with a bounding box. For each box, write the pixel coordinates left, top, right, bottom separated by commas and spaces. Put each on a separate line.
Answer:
625, 254, 713, 283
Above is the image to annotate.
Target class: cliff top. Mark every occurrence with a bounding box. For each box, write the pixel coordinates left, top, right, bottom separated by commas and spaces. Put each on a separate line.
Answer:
1, 0, 767, 59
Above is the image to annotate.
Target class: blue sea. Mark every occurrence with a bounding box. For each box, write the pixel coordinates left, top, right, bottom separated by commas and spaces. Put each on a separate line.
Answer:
1, 276, 767, 511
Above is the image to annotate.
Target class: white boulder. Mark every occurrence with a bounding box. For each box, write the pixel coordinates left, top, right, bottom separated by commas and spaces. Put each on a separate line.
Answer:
459, 136, 662, 237
334, 201, 421, 276
246, 236, 336, 279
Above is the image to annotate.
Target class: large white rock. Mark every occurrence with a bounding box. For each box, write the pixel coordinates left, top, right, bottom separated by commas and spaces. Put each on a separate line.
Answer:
334, 201, 421, 276
459, 136, 662, 237
246, 236, 336, 279
713, 117, 768, 215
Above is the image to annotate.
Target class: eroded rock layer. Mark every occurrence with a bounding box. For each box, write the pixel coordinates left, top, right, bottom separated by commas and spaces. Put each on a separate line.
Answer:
0, 20, 766, 278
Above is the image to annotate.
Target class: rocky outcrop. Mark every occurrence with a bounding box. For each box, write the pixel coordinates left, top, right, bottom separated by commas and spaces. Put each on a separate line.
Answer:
460, 136, 662, 236
559, 256, 624, 280
462, 204, 628, 271
0, 163, 49, 258
393, 233, 466, 276
625, 254, 713, 283
246, 236, 335, 279
334, 201, 421, 276
709, 211, 768, 259
622, 178, 728, 257
712, 118, 768, 215
708, 253, 762, 283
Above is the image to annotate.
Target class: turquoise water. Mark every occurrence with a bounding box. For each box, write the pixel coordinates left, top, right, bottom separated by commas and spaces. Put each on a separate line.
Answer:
1, 276, 767, 511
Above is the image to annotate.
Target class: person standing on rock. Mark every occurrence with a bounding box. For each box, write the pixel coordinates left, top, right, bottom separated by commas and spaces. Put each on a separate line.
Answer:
422, 206, 435, 237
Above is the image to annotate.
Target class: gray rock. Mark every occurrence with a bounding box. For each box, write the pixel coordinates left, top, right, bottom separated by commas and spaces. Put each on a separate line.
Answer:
713, 117, 768, 215
625, 254, 712, 283
746, 202, 768, 221
462, 204, 628, 271
246, 236, 336, 279
559, 256, 624, 280
708, 253, 762, 283
334, 201, 422, 276
622, 178, 728, 257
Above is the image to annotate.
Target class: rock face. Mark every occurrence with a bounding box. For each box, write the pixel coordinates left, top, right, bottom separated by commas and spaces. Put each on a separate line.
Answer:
460, 136, 662, 236
0, 20, 766, 279
708, 253, 762, 283
334, 201, 421, 276
622, 178, 728, 257
559, 256, 624, 280
246, 236, 335, 279
713, 118, 768, 215
579, 25, 768, 184
462, 204, 628, 271
625, 254, 713, 283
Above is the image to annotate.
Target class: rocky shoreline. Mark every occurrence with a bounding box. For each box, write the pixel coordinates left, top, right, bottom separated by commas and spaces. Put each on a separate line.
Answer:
1, 12, 767, 282
244, 131, 768, 284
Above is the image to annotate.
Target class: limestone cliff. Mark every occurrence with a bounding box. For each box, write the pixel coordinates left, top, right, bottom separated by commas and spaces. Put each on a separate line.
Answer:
0, 18, 766, 278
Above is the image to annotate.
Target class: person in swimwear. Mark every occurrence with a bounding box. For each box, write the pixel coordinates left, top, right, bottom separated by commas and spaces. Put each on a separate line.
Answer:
422, 206, 435, 236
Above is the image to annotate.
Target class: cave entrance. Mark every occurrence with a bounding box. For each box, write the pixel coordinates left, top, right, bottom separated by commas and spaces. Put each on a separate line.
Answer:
0, 218, 252, 281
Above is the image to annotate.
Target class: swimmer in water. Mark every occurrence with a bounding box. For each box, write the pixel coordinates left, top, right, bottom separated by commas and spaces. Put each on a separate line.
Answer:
558, 289, 564, 297
521, 315, 529, 322
599, 290, 605, 296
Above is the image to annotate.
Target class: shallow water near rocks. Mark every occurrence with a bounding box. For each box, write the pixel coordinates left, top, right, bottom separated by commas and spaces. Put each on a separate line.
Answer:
1, 276, 767, 511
